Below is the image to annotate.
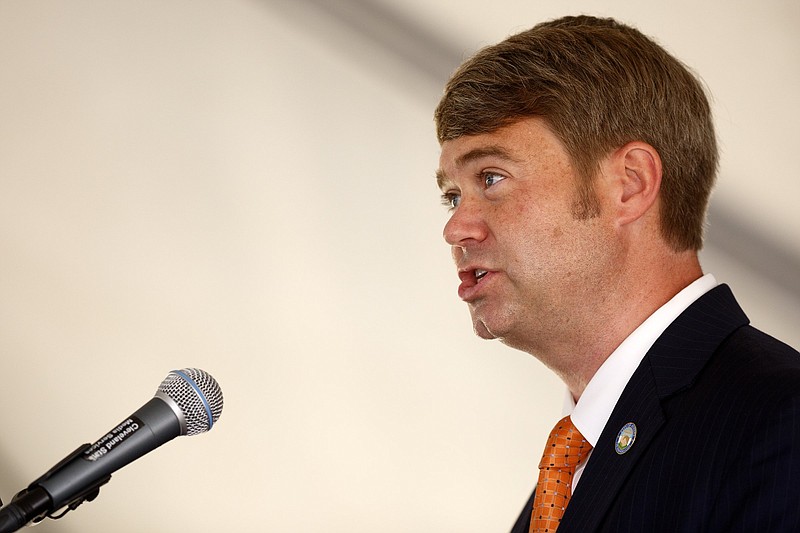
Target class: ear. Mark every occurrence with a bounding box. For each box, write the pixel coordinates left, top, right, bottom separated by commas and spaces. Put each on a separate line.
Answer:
606, 141, 662, 227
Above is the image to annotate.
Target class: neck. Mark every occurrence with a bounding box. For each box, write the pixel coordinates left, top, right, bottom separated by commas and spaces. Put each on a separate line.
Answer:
536, 251, 702, 400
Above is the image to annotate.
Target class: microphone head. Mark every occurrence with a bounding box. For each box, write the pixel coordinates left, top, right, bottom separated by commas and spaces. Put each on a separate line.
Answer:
157, 368, 223, 436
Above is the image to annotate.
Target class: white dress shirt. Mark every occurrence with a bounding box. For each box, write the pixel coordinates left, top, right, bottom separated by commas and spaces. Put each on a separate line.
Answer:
563, 273, 718, 490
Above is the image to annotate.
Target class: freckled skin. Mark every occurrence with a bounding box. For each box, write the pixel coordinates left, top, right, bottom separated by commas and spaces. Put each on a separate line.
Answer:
437, 117, 702, 397
440, 119, 620, 362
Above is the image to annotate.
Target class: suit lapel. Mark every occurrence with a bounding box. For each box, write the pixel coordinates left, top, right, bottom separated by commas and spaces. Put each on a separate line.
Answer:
557, 353, 665, 532
556, 284, 748, 532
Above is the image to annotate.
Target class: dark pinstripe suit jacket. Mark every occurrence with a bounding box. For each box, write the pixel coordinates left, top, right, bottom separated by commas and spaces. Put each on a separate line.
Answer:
511, 284, 800, 532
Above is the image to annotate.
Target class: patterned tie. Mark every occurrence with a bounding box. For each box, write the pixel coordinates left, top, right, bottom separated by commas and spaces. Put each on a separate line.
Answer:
529, 416, 592, 533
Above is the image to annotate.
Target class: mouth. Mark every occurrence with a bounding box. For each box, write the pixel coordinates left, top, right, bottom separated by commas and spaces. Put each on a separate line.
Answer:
457, 267, 492, 301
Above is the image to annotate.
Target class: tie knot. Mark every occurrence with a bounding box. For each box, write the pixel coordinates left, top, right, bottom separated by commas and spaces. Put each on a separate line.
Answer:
538, 416, 592, 470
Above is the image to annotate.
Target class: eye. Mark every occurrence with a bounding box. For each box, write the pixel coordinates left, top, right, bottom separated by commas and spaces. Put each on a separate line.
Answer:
483, 171, 506, 188
441, 191, 461, 210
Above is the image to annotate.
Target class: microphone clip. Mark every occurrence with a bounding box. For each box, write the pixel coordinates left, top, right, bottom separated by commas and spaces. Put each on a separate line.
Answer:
22, 443, 112, 524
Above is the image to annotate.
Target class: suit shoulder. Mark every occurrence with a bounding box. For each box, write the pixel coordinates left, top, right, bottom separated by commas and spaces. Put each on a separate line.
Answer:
701, 324, 800, 409
722, 324, 800, 371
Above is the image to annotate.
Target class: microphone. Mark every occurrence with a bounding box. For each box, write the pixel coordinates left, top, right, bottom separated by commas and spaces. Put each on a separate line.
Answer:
0, 368, 223, 533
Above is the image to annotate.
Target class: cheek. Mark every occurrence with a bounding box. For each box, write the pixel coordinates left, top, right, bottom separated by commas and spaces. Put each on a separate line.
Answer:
557, 220, 619, 280
493, 189, 585, 265
512, 216, 607, 280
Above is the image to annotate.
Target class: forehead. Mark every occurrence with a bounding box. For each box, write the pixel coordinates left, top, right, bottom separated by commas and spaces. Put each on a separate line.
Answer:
436, 117, 565, 189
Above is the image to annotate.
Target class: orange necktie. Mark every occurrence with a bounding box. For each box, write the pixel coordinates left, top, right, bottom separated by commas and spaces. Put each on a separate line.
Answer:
529, 416, 592, 533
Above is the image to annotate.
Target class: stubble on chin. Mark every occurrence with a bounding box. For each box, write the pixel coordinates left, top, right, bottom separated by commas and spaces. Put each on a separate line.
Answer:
472, 316, 498, 340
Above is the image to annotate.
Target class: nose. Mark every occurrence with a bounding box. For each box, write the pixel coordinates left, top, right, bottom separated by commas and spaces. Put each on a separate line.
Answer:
443, 199, 489, 247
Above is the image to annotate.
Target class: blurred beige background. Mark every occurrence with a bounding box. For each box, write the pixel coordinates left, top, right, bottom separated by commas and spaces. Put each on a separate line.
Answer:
0, 1, 797, 532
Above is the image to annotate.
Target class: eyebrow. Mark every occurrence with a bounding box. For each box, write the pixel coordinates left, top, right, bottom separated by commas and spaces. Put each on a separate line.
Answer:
435, 145, 521, 190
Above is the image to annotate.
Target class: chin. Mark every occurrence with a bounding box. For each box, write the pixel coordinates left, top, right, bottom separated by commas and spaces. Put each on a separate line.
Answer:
473, 319, 499, 340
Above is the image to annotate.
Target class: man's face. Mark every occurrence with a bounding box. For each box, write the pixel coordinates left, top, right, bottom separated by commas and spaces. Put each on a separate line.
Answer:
436, 117, 618, 354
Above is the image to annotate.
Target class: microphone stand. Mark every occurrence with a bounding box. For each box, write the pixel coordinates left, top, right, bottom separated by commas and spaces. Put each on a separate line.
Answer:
0, 444, 111, 533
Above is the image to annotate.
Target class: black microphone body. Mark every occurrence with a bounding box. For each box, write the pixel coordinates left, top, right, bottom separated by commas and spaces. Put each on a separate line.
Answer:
42, 396, 180, 509
0, 368, 222, 533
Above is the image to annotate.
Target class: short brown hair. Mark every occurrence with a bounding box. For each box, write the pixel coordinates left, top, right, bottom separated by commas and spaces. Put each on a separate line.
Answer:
434, 16, 718, 251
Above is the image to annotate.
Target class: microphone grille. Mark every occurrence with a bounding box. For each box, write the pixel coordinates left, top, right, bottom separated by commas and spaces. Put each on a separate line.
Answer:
157, 368, 224, 436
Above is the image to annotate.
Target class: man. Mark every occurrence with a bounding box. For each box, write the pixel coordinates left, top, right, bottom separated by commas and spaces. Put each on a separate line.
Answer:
434, 15, 800, 532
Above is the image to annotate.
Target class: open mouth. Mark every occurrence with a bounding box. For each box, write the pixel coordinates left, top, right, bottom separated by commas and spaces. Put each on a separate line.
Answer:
457, 268, 491, 301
